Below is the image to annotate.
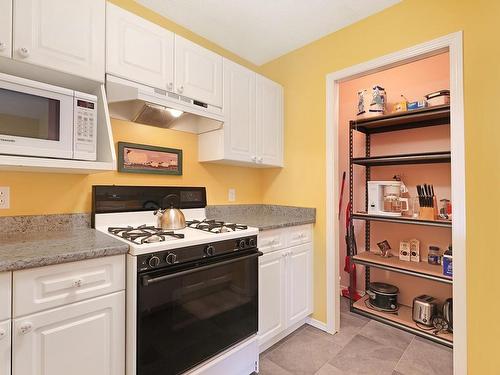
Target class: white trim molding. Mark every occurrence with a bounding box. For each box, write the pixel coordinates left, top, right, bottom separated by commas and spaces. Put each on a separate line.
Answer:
325, 32, 466, 374
306, 317, 328, 332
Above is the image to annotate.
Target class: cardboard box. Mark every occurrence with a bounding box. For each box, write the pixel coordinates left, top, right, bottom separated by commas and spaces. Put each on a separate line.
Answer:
399, 241, 410, 261
410, 239, 420, 262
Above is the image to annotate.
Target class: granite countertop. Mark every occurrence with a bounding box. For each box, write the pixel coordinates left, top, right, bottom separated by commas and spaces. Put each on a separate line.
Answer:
206, 204, 316, 231
0, 214, 128, 272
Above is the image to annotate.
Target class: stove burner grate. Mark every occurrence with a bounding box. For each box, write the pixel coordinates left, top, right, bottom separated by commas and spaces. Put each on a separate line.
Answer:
108, 224, 185, 244
186, 219, 248, 233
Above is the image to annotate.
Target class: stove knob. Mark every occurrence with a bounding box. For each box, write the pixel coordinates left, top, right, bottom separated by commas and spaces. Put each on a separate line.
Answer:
238, 239, 246, 249
148, 256, 160, 268
205, 245, 215, 256
248, 238, 256, 247
165, 253, 177, 265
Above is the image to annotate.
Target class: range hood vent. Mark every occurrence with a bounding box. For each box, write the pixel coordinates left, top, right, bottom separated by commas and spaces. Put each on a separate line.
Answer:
105, 75, 224, 134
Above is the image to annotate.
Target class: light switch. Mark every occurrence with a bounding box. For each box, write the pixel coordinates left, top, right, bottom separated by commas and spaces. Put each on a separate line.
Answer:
0, 187, 10, 209
228, 188, 236, 202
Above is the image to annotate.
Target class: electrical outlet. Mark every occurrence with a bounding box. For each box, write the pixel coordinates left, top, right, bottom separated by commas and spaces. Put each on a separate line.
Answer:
0, 187, 10, 209
228, 188, 236, 202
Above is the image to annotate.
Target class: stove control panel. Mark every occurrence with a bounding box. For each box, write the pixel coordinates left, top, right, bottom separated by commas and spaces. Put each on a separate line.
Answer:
137, 235, 258, 271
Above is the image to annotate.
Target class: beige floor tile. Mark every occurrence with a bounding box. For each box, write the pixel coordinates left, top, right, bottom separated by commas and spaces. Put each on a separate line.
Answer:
328, 334, 403, 375
314, 363, 346, 374
358, 320, 414, 351
259, 357, 293, 375
266, 328, 343, 375
394, 337, 453, 375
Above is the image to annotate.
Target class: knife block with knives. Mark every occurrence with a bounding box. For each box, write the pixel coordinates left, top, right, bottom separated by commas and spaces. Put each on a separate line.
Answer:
417, 184, 438, 220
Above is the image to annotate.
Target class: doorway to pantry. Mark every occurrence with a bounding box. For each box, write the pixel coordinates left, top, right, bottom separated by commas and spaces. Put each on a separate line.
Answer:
325, 32, 465, 374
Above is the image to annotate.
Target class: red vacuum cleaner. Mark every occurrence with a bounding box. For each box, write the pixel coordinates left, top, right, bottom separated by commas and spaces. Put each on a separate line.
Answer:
341, 202, 361, 301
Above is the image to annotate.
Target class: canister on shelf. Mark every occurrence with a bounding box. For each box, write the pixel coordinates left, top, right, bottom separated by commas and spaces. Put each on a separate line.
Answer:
410, 239, 420, 262
399, 240, 411, 261
443, 245, 453, 277
428, 245, 442, 265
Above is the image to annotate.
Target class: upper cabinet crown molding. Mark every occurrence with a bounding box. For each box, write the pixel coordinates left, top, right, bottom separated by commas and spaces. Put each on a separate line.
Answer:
0, 0, 12, 58
12, 0, 105, 82
106, 2, 174, 90
174, 35, 223, 107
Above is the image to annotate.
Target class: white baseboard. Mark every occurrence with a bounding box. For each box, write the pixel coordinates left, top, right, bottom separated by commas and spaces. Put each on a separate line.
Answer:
306, 317, 328, 332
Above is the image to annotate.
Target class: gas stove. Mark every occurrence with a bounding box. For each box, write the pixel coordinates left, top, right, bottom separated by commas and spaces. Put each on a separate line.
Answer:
92, 185, 259, 257
92, 185, 260, 375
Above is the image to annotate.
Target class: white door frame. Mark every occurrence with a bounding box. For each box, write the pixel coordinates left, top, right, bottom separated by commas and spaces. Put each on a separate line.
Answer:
325, 31, 466, 374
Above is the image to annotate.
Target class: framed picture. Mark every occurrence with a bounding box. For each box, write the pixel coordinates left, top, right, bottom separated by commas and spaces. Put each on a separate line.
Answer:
118, 142, 183, 175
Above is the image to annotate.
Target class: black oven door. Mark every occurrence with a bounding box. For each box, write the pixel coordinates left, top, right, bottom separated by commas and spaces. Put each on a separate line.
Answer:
137, 250, 260, 375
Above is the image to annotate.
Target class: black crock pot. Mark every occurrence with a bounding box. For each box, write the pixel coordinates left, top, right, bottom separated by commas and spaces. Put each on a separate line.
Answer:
366, 282, 399, 312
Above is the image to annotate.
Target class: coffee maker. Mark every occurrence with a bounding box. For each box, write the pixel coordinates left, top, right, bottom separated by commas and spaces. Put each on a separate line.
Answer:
368, 181, 408, 217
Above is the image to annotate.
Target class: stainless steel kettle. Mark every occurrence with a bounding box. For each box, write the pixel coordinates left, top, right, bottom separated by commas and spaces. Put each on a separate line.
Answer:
154, 194, 186, 230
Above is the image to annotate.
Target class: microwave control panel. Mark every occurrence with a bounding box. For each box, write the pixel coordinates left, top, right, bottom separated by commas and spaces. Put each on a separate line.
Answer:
74, 93, 97, 161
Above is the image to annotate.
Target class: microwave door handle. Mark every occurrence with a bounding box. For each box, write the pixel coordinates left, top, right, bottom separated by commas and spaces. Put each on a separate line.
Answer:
141, 251, 263, 287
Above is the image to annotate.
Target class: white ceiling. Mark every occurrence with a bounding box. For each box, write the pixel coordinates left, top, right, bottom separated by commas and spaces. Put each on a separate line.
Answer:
136, 0, 401, 65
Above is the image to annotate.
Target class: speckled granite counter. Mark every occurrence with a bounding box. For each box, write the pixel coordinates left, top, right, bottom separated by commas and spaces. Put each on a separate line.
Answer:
0, 214, 128, 272
206, 204, 316, 231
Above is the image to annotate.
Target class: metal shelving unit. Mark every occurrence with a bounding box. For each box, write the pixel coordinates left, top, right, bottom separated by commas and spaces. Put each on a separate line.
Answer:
348, 105, 453, 347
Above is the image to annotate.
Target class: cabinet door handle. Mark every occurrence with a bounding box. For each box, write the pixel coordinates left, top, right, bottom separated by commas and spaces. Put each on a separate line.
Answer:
19, 322, 33, 335
177, 85, 184, 94
0, 328, 5, 340
167, 82, 173, 91
257, 157, 263, 163
73, 279, 83, 288
251, 156, 257, 162
0, 42, 6, 51
18, 47, 30, 58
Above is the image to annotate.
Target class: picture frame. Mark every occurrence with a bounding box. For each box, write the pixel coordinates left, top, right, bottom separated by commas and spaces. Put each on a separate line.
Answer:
117, 142, 183, 175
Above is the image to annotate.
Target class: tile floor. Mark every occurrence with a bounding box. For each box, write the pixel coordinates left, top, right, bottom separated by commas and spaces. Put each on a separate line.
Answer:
259, 297, 453, 375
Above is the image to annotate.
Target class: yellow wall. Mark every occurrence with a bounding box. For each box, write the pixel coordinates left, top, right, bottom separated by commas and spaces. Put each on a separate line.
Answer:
258, 0, 500, 373
0, 0, 264, 217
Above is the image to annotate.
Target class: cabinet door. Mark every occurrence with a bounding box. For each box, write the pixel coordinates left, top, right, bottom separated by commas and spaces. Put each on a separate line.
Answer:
256, 75, 284, 167
258, 250, 286, 345
175, 35, 222, 107
223, 59, 256, 163
0, 0, 12, 58
13, 291, 125, 375
0, 272, 11, 321
13, 0, 105, 81
106, 2, 174, 90
0, 320, 10, 375
287, 244, 313, 326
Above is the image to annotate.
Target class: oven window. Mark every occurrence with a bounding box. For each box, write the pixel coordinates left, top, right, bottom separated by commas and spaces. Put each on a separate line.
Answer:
137, 255, 258, 375
0, 88, 60, 141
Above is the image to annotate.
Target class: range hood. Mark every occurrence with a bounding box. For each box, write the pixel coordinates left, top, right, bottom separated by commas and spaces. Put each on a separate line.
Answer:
106, 75, 223, 134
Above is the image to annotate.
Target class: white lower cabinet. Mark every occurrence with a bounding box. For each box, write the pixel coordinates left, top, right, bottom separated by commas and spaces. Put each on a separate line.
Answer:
13, 291, 125, 375
258, 250, 286, 344
287, 244, 313, 326
258, 226, 313, 350
0, 319, 11, 375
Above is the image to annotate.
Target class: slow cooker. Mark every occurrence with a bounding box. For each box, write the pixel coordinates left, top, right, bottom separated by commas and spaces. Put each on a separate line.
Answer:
366, 282, 399, 312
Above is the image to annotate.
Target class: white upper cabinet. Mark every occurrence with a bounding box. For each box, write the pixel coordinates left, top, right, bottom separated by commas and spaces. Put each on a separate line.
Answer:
199, 60, 283, 168
175, 35, 223, 107
106, 2, 174, 90
223, 59, 256, 163
12, 0, 105, 81
0, 0, 12, 58
256, 74, 284, 167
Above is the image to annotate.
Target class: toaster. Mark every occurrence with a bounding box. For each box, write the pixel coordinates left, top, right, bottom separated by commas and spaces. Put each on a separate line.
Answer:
412, 295, 438, 326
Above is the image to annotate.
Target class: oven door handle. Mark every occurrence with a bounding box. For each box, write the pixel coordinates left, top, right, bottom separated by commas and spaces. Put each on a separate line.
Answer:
141, 251, 263, 287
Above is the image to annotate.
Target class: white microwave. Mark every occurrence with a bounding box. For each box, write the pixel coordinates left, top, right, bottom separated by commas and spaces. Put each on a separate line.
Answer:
0, 72, 97, 161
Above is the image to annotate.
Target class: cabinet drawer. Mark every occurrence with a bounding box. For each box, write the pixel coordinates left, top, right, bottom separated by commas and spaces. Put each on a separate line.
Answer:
0, 272, 11, 321
287, 225, 313, 247
258, 229, 286, 253
13, 255, 125, 317
0, 319, 10, 375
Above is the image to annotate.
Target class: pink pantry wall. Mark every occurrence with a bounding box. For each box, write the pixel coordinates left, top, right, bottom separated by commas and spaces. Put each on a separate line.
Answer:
337, 52, 452, 305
